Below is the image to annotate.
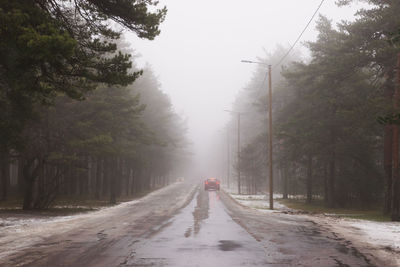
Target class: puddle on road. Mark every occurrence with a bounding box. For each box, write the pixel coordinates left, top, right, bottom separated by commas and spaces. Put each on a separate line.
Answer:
126, 189, 269, 266
184, 189, 210, 238
218, 240, 242, 251
192, 189, 209, 236
184, 227, 192, 238
96, 231, 107, 241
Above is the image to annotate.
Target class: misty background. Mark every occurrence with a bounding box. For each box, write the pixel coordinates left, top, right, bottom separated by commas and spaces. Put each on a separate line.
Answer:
124, 0, 364, 178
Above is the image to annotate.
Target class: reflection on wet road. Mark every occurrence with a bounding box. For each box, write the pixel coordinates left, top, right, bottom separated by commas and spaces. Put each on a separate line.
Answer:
125, 189, 268, 266
1, 182, 381, 266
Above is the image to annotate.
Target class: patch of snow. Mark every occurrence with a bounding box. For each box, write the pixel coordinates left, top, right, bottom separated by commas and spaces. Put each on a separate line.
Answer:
328, 218, 400, 266
227, 191, 400, 266
228, 193, 289, 212
0, 182, 187, 260
52, 205, 101, 209
227, 192, 283, 199
348, 220, 400, 250
0, 198, 142, 259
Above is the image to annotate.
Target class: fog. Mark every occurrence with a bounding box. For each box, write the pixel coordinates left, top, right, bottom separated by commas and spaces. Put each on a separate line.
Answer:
2, 2, 400, 264
125, 0, 363, 178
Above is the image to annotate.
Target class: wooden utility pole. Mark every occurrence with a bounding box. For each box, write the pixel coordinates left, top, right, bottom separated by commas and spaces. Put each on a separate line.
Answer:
268, 65, 274, 210
224, 109, 243, 194
227, 129, 230, 190
240, 60, 273, 206
392, 52, 400, 221
238, 113, 241, 195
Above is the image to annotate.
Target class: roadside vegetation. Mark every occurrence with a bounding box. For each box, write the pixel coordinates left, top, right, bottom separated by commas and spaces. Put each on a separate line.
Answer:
278, 198, 390, 222
228, 192, 390, 222
0, 1, 189, 211
227, 1, 400, 221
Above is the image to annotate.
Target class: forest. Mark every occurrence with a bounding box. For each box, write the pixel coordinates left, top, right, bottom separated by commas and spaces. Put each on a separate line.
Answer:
226, 0, 400, 221
0, 1, 189, 209
1, 1, 400, 224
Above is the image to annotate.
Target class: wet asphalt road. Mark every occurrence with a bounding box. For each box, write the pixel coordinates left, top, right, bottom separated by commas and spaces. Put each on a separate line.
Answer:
124, 190, 269, 266
122, 188, 380, 267
0, 182, 197, 266
0, 182, 388, 266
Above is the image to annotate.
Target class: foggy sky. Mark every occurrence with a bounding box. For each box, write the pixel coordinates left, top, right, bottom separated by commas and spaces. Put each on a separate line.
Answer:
125, 0, 364, 177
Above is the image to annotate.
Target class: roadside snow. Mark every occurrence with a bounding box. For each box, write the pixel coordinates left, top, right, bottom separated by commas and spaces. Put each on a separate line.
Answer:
326, 218, 400, 266
227, 192, 400, 266
0, 182, 190, 260
228, 193, 289, 211
348, 220, 400, 251
0, 198, 143, 259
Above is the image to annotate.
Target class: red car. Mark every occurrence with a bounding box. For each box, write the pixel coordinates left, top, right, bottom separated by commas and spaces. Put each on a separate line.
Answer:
204, 178, 220, 191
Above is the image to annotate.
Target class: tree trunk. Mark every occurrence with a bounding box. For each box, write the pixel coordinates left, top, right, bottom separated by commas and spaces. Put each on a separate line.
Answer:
17, 159, 24, 195
391, 52, 400, 221
22, 178, 34, 210
384, 125, 393, 214
282, 163, 288, 199
382, 67, 395, 215
392, 124, 400, 220
1, 154, 10, 201
306, 154, 313, 203
134, 172, 137, 193
327, 131, 336, 208
328, 157, 336, 208
125, 167, 130, 197
324, 163, 328, 205
95, 157, 102, 199
102, 159, 109, 197
22, 158, 41, 210
109, 157, 116, 205
115, 158, 121, 198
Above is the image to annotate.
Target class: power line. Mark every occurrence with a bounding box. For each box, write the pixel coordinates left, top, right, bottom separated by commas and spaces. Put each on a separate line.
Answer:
274, 0, 326, 68
244, 0, 326, 106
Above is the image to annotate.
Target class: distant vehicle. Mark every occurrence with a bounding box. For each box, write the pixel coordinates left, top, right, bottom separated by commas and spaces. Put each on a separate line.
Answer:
176, 177, 185, 182
204, 178, 220, 191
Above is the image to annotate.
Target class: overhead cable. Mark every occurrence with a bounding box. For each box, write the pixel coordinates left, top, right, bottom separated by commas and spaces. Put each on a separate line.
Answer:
274, 0, 326, 68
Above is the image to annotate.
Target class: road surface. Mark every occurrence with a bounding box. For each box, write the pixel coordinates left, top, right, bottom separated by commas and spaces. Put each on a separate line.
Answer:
0, 181, 390, 266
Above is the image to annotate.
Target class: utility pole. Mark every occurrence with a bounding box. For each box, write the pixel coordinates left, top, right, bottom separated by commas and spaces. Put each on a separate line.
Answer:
224, 110, 242, 195
241, 60, 274, 209
237, 112, 241, 195
227, 129, 230, 190
268, 64, 273, 210
392, 52, 400, 221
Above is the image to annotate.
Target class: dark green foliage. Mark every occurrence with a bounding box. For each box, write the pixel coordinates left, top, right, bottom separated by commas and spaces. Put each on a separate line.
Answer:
0, 0, 166, 152
0, 0, 175, 208
229, 2, 400, 216
378, 113, 400, 125
275, 15, 388, 208
0, 0, 142, 101
16, 64, 188, 209
226, 45, 302, 195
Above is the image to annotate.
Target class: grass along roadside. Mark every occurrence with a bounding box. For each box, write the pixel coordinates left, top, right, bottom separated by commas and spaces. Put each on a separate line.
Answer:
278, 198, 390, 222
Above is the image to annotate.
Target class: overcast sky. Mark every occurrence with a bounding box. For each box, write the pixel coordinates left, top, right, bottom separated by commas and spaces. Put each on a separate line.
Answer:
125, 0, 364, 176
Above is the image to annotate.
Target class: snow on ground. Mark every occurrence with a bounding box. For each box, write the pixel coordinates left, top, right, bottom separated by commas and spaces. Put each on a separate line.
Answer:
351, 220, 400, 249
0, 182, 188, 260
0, 198, 142, 259
228, 193, 289, 211
342, 219, 400, 251
227, 192, 400, 266
326, 218, 400, 266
